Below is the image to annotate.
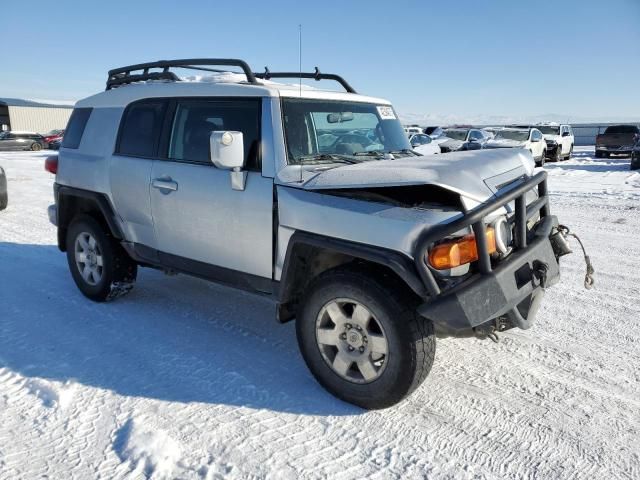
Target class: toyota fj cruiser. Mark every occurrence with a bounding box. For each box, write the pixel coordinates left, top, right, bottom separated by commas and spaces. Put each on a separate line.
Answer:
47, 59, 575, 409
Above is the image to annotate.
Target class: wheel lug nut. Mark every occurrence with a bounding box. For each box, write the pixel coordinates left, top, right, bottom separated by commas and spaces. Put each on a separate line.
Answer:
340, 333, 347, 340
348, 346, 355, 351
356, 325, 362, 331
345, 323, 352, 330
359, 346, 365, 353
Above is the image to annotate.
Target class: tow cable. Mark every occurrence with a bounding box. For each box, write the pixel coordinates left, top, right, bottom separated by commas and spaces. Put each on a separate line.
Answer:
558, 224, 595, 289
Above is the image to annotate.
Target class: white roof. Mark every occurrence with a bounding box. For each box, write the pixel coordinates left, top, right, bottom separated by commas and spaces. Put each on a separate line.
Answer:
77, 73, 390, 108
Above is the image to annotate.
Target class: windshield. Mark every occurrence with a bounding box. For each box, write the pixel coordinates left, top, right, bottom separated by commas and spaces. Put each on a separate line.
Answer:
282, 99, 411, 164
444, 129, 468, 141
537, 126, 560, 135
494, 130, 529, 141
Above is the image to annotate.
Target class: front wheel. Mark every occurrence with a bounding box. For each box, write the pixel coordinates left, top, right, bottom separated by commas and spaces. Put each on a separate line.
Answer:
554, 146, 563, 162
296, 267, 436, 409
66, 215, 137, 302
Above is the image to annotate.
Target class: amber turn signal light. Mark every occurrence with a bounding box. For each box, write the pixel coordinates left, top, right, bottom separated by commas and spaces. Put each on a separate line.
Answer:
428, 228, 496, 270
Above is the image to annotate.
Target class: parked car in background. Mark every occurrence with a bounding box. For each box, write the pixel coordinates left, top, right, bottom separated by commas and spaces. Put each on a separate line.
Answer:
49, 137, 63, 150
43, 129, 65, 146
485, 127, 547, 166
423, 126, 451, 146
0, 131, 46, 151
0, 166, 7, 210
482, 127, 502, 139
537, 123, 574, 161
440, 128, 489, 152
631, 135, 640, 170
409, 134, 440, 155
595, 125, 639, 158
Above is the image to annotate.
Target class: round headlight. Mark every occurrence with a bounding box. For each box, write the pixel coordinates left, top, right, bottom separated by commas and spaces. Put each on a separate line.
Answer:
493, 216, 512, 254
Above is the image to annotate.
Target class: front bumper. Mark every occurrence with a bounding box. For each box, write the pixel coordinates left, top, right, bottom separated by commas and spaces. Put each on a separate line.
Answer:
413, 171, 560, 336
596, 145, 633, 153
418, 215, 560, 334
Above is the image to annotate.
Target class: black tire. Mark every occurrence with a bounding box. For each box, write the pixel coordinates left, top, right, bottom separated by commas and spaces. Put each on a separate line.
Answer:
554, 146, 563, 162
66, 214, 137, 302
30, 142, 42, 151
296, 266, 436, 409
595, 151, 603, 158
536, 152, 545, 167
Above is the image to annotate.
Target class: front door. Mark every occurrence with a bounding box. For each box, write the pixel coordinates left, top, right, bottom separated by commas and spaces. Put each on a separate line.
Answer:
149, 98, 273, 282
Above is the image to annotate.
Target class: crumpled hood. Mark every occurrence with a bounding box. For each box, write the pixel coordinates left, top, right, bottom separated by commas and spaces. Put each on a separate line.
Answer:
300, 149, 533, 202
485, 138, 526, 149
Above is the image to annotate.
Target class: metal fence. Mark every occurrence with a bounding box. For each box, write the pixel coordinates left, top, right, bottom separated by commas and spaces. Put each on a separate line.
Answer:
570, 123, 638, 146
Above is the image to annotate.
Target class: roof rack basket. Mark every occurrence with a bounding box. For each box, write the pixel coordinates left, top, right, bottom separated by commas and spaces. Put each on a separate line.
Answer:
255, 67, 357, 93
106, 58, 259, 90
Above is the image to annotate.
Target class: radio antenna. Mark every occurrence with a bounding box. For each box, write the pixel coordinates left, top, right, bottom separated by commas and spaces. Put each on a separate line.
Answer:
298, 24, 302, 97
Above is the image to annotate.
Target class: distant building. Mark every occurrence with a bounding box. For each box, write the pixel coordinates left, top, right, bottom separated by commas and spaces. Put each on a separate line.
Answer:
0, 98, 74, 134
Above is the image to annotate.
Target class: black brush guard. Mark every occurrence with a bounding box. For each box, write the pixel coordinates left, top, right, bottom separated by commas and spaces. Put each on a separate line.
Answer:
415, 171, 562, 335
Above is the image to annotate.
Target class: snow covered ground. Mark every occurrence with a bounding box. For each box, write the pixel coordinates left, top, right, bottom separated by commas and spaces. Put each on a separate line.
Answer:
0, 147, 638, 479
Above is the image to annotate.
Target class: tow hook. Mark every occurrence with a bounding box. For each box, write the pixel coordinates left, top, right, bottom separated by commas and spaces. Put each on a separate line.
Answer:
532, 261, 549, 289
557, 225, 595, 289
474, 324, 500, 343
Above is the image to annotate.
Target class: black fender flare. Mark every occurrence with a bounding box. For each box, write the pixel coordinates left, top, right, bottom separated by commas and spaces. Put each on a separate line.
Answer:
55, 185, 124, 250
277, 231, 428, 308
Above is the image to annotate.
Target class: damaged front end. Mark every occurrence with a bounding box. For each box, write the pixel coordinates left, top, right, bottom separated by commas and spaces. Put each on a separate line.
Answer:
414, 171, 581, 341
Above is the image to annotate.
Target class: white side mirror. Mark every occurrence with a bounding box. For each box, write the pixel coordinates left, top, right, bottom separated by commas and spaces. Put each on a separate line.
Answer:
210, 131, 246, 191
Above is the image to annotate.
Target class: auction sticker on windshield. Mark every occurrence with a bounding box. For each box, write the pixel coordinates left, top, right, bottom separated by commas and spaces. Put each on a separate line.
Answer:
377, 106, 396, 120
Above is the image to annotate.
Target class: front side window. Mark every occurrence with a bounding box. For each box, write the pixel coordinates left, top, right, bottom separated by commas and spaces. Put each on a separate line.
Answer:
117, 101, 166, 157
469, 130, 483, 140
282, 99, 411, 164
168, 99, 260, 169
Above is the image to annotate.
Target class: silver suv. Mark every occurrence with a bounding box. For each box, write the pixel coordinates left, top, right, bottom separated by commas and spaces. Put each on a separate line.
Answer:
47, 59, 571, 409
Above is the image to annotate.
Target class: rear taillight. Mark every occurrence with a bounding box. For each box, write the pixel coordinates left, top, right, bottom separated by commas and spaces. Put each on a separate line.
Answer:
45, 155, 58, 174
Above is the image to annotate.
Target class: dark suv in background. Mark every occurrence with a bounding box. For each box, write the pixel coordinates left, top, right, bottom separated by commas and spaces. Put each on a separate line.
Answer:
0, 131, 46, 151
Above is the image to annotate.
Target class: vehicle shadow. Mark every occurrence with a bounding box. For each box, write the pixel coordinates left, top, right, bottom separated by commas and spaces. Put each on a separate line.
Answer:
0, 242, 360, 416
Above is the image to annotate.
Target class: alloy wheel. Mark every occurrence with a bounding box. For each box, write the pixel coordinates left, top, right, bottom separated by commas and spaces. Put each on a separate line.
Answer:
315, 298, 389, 384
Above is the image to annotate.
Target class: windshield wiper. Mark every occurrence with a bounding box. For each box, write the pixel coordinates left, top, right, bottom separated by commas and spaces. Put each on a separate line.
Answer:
352, 151, 386, 158
388, 149, 418, 157
296, 154, 360, 165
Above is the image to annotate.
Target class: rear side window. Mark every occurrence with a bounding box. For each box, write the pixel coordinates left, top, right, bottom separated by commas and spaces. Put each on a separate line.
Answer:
117, 100, 167, 157
63, 108, 92, 149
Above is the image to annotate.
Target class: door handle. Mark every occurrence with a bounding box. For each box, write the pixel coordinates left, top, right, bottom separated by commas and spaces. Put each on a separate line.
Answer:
152, 178, 178, 193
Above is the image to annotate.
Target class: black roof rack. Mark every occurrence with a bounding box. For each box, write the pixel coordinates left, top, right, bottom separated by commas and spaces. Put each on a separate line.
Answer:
106, 58, 259, 90
254, 67, 357, 93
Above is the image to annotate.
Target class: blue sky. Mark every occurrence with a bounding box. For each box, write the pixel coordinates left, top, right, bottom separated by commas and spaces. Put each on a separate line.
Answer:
1, 0, 639, 122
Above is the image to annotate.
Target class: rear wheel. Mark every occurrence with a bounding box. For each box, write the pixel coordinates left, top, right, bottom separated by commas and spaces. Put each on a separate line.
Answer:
30, 142, 42, 151
66, 215, 137, 302
296, 267, 436, 409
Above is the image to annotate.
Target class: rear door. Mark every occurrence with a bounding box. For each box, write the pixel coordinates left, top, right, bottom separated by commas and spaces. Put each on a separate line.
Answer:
108, 99, 166, 249
149, 97, 273, 282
